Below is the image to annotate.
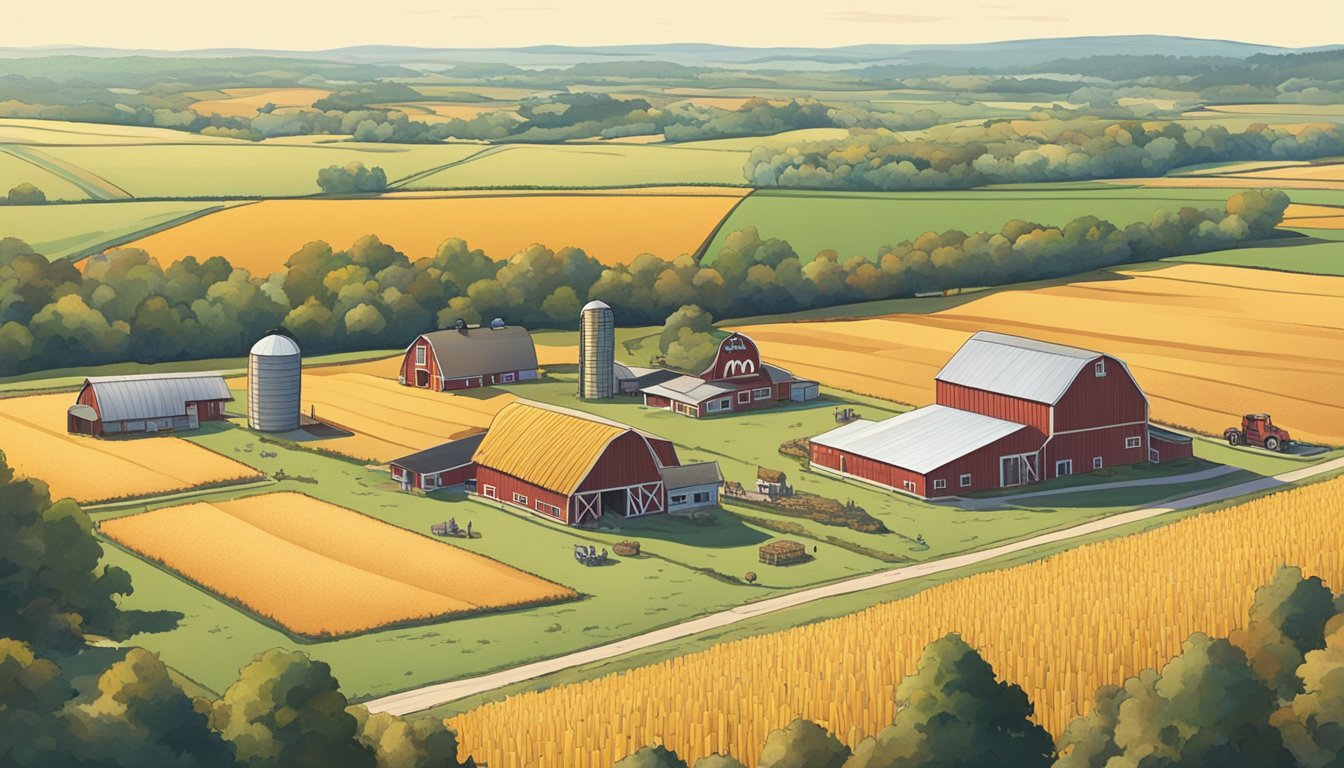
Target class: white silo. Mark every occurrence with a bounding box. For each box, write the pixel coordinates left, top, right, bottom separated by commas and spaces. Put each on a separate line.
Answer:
248, 333, 302, 432
579, 300, 615, 399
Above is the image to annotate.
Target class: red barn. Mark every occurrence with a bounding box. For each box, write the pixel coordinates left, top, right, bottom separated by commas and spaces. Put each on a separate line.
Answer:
810, 332, 1163, 498
400, 323, 538, 392
471, 402, 718, 526
67, 373, 232, 436
389, 432, 485, 491
639, 332, 819, 417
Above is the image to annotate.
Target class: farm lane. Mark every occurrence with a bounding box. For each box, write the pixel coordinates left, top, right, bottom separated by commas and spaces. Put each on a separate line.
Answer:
365, 454, 1344, 716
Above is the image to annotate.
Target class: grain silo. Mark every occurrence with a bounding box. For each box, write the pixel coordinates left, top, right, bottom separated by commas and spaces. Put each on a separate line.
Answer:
248, 332, 302, 432
579, 300, 615, 399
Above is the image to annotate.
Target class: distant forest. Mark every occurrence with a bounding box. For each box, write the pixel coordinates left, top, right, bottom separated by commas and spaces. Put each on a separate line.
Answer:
0, 190, 1286, 375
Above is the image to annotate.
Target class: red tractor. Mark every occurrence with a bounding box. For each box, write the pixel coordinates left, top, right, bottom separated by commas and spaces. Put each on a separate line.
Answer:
1225, 414, 1293, 452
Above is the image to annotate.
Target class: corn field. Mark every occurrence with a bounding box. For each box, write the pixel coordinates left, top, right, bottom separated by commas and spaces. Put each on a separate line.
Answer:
448, 477, 1344, 768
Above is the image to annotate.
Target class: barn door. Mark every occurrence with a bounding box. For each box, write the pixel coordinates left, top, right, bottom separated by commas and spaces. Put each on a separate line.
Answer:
573, 492, 601, 524
626, 483, 665, 517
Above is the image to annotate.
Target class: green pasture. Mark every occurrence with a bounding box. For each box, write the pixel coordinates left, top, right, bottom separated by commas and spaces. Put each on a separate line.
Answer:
700, 187, 1252, 262
0, 147, 91, 200
0, 200, 246, 260
402, 143, 751, 189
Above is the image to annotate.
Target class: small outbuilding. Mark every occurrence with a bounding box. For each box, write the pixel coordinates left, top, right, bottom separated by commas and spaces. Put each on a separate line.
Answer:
400, 322, 538, 392
660, 462, 724, 512
639, 332, 818, 418
390, 432, 486, 491
756, 467, 792, 498
67, 372, 232, 436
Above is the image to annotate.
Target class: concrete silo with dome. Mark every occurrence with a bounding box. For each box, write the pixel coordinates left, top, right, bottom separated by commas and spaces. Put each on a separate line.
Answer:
247, 332, 302, 432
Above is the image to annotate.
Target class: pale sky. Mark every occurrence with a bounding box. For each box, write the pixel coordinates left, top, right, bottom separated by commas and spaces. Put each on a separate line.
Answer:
5, 0, 1341, 51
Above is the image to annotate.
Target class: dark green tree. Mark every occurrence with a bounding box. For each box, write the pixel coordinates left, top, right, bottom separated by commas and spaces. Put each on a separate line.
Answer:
1230, 565, 1337, 699
1280, 615, 1344, 768
844, 633, 1053, 768
0, 638, 73, 767
350, 706, 476, 768
614, 744, 690, 768
758, 719, 850, 768
6, 183, 47, 205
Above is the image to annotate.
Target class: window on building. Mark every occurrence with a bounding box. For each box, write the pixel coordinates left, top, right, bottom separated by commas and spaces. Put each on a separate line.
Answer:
1095, 360, 1107, 377
501, 372, 516, 383
425, 475, 439, 489
670, 494, 688, 505
705, 400, 720, 413
693, 491, 711, 503
535, 499, 546, 512
1093, 456, 1104, 470
738, 390, 751, 404
719, 398, 732, 411
1056, 459, 1073, 477
483, 485, 496, 499
513, 492, 528, 505
415, 346, 426, 366
1126, 436, 1142, 449
960, 473, 972, 487
933, 479, 947, 490
753, 387, 772, 400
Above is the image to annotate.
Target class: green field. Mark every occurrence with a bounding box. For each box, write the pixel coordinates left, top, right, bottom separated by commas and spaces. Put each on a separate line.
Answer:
1170, 237, 1344, 275
402, 143, 752, 189
0, 200, 245, 259
31, 142, 486, 198
0, 147, 91, 200
700, 187, 1259, 262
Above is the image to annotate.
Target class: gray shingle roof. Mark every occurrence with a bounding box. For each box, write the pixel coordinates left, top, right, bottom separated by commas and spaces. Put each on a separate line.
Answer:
659, 462, 724, 490
640, 375, 736, 404
935, 331, 1102, 405
417, 326, 538, 380
810, 404, 1032, 474
390, 433, 486, 474
84, 372, 232, 423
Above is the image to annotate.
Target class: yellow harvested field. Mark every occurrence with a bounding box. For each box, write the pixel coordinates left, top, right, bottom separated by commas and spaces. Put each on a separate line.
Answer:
735, 263, 1344, 445
448, 477, 1344, 768
0, 393, 260, 503
536, 344, 579, 367
1205, 104, 1344, 116
190, 87, 330, 117
1240, 163, 1344, 182
1124, 176, 1344, 191
280, 367, 514, 462
122, 191, 749, 271
1283, 203, 1344, 229
101, 493, 574, 637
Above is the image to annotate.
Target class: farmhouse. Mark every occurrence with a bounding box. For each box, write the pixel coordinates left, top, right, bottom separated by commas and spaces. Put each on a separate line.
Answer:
390, 432, 486, 491
810, 331, 1179, 498
67, 372, 232, 436
471, 401, 721, 525
400, 320, 538, 392
640, 332, 819, 418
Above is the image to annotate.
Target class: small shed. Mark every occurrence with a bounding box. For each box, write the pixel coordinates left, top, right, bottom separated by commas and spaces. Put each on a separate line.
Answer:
660, 461, 724, 512
759, 540, 809, 566
756, 467, 792, 498
390, 432, 486, 491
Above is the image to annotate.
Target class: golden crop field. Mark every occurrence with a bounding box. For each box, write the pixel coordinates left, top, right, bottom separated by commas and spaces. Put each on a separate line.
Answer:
190, 87, 331, 117
100, 492, 575, 637
273, 365, 515, 462
448, 477, 1344, 768
1283, 203, 1344, 229
0, 393, 260, 503
122, 189, 749, 272
735, 263, 1344, 445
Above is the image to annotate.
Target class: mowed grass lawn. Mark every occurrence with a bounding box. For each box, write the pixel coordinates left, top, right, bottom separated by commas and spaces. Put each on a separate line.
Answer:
122, 189, 749, 268
100, 492, 575, 637
732, 262, 1344, 446
700, 187, 1266, 262
0, 392, 260, 503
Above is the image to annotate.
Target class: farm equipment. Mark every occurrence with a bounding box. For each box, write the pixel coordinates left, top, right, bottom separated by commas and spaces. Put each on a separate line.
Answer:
430, 518, 474, 538
1225, 414, 1294, 452
574, 544, 609, 566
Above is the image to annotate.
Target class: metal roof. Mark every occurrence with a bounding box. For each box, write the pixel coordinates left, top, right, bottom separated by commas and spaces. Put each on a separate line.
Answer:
416, 326, 538, 381
640, 375, 737, 404
935, 331, 1101, 405
391, 432, 486, 474
582, 300, 612, 312
471, 402, 634, 495
84, 372, 233, 423
250, 334, 301, 357
659, 462, 724, 490
810, 404, 1032, 474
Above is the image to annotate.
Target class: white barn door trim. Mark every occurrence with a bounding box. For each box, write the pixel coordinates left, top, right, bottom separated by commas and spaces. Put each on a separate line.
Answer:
573, 492, 601, 524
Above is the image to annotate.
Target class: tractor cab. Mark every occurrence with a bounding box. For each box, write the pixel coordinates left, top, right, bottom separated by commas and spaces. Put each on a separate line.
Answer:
1227, 413, 1293, 452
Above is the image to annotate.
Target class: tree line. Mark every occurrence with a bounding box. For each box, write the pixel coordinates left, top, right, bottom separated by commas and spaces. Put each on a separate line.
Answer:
0, 190, 1287, 376
745, 118, 1344, 190
0, 450, 475, 768
616, 565, 1344, 768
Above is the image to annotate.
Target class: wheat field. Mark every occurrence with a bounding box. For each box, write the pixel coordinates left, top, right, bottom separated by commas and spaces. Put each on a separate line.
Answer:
100, 492, 575, 637
0, 392, 260, 503
735, 263, 1344, 445
446, 477, 1344, 768
122, 190, 749, 273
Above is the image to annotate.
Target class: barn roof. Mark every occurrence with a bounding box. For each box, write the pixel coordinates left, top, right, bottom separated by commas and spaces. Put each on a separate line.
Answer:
251, 333, 301, 357
390, 432, 486, 474
472, 402, 645, 495
83, 372, 232, 423
414, 326, 538, 381
935, 331, 1103, 405
660, 462, 723, 490
810, 404, 1032, 474
640, 375, 736, 404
